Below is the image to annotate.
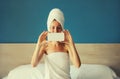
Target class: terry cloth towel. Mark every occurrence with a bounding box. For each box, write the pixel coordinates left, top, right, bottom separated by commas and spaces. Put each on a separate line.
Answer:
47, 8, 65, 31
44, 52, 71, 79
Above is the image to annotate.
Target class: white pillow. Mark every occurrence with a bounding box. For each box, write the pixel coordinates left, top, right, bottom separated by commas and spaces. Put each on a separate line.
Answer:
70, 64, 117, 79
7, 64, 44, 79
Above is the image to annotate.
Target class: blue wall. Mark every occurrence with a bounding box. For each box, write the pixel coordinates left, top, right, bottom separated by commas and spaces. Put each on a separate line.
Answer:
0, 0, 120, 43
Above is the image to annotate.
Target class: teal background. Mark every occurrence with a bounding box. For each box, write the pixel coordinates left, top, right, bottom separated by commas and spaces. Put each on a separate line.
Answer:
0, 0, 120, 43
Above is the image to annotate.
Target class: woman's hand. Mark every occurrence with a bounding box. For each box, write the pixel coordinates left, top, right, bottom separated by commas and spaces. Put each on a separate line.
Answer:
63, 30, 73, 45
37, 31, 48, 44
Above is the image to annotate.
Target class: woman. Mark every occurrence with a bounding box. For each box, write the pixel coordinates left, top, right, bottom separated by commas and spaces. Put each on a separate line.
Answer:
31, 8, 81, 79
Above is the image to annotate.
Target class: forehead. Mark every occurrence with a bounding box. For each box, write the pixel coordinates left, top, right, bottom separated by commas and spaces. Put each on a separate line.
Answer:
50, 20, 61, 26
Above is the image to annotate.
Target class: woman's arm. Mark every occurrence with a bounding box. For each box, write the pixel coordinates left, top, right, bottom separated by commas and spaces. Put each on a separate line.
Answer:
31, 31, 48, 67
67, 42, 81, 68
31, 43, 40, 67
64, 30, 81, 68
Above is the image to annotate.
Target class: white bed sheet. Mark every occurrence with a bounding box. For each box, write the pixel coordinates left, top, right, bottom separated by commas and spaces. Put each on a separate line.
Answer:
2, 64, 119, 79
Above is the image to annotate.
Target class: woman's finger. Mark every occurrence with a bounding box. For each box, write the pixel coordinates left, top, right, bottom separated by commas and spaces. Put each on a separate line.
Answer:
65, 30, 73, 43
38, 31, 48, 43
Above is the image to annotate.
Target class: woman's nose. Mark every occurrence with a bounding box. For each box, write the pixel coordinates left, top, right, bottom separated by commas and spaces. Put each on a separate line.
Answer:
54, 28, 58, 33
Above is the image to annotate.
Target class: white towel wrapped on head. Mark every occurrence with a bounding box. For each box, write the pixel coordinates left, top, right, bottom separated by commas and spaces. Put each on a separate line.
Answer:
47, 8, 65, 31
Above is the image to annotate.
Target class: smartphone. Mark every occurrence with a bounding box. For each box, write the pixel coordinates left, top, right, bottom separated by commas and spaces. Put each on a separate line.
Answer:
47, 33, 64, 41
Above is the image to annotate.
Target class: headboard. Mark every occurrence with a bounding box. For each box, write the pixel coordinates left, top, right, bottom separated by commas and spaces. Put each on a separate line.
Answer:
0, 43, 120, 78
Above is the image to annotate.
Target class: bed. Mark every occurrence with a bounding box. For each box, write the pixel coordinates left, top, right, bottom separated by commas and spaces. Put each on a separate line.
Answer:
0, 44, 120, 79
2, 64, 120, 79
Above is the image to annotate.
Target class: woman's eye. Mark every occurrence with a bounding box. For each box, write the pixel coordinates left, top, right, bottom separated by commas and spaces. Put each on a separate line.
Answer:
57, 27, 61, 29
